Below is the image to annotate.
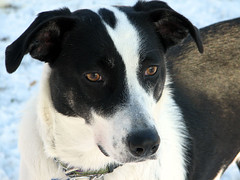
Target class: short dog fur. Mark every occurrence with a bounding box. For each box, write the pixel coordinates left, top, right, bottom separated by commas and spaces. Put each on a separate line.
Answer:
5, 1, 240, 180
167, 17, 240, 179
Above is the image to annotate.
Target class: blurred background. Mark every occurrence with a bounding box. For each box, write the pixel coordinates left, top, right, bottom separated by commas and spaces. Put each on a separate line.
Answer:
0, 0, 240, 179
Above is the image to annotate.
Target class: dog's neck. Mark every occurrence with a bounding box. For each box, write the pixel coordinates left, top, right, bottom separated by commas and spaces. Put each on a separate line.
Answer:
54, 158, 121, 179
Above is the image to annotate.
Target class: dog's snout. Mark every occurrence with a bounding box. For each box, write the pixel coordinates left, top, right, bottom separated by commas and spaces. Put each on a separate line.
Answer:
128, 129, 160, 157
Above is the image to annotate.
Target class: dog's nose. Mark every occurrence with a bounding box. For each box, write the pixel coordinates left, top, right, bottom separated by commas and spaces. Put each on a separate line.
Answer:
127, 129, 160, 157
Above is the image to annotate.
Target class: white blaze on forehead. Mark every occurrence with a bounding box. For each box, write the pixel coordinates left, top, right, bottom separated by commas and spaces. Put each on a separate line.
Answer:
102, 8, 154, 107
103, 8, 140, 82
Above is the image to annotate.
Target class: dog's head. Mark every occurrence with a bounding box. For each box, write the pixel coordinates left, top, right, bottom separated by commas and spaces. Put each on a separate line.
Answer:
6, 1, 202, 166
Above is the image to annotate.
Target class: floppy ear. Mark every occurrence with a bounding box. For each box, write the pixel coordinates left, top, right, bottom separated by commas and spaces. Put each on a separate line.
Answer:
5, 8, 76, 73
149, 9, 203, 53
133, 1, 203, 53
134, 0, 173, 12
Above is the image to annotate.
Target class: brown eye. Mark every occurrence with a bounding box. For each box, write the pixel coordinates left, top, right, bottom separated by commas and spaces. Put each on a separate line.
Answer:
85, 73, 102, 82
145, 66, 158, 76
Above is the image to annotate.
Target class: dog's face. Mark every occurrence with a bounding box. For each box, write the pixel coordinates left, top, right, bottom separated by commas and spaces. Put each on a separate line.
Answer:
6, 1, 202, 165
48, 7, 167, 163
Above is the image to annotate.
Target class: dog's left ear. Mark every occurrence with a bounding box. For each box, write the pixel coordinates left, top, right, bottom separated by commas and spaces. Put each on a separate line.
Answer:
149, 9, 203, 53
133, 1, 203, 53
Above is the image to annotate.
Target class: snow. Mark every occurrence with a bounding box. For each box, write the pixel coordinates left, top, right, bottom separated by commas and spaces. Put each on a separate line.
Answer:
0, 0, 239, 179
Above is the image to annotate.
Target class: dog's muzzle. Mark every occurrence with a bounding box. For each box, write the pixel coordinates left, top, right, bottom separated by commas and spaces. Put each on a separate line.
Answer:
127, 128, 160, 158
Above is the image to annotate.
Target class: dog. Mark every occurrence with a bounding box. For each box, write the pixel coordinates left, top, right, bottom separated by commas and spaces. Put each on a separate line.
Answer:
5, 0, 239, 179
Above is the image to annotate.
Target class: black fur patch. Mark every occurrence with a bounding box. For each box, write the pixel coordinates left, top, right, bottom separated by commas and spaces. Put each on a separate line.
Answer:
49, 9, 128, 121
98, 8, 117, 29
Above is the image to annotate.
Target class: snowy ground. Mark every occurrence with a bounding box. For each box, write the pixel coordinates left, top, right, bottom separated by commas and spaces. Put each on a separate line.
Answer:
0, 0, 240, 179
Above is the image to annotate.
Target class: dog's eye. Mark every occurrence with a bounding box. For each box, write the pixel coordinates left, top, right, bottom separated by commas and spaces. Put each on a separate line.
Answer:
85, 73, 102, 82
145, 66, 158, 76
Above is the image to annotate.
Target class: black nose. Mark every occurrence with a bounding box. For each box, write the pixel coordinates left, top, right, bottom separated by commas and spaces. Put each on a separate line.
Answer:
127, 129, 160, 157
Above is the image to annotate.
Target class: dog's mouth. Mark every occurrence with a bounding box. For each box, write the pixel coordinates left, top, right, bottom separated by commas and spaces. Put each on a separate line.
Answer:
125, 154, 158, 163
97, 144, 158, 164
97, 145, 110, 157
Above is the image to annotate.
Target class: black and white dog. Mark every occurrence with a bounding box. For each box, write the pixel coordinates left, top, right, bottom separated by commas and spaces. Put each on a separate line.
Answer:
5, 1, 240, 180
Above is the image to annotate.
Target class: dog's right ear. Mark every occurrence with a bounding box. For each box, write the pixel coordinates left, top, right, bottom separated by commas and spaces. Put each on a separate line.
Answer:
5, 8, 76, 73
